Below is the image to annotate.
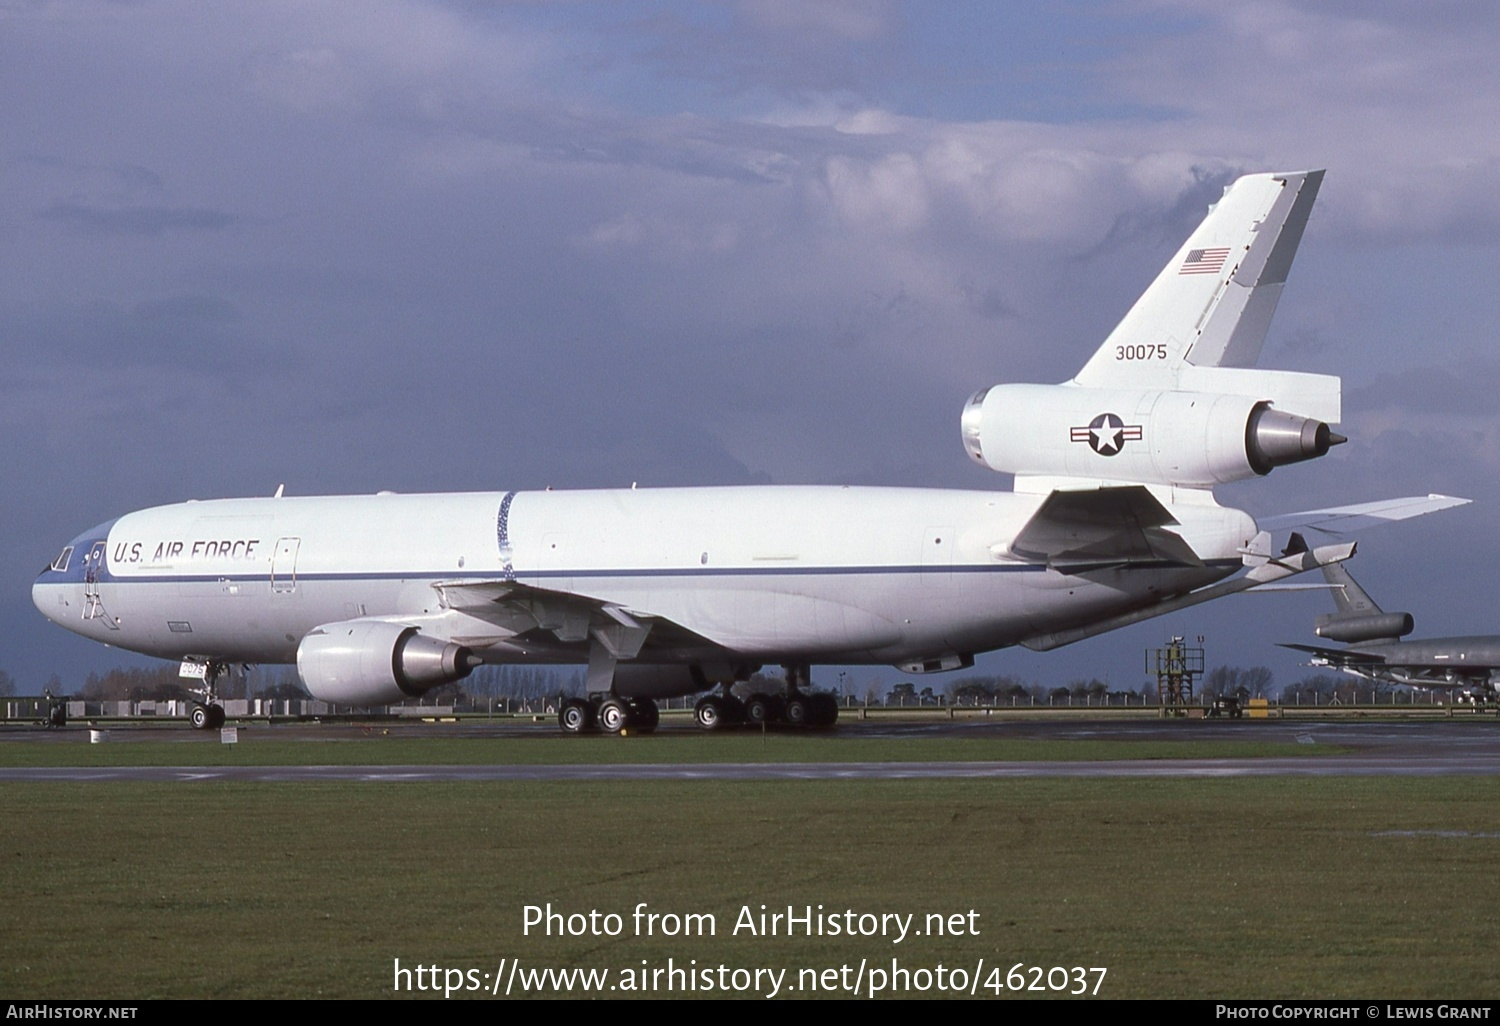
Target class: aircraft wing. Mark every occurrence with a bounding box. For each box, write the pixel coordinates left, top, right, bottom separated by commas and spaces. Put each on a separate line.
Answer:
1258, 494, 1470, 537
1010, 486, 1203, 569
1021, 534, 1356, 650
430, 577, 721, 660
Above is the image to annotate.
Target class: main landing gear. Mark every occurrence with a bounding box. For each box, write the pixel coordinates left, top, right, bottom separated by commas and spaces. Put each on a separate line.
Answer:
556, 636, 838, 735
558, 695, 660, 735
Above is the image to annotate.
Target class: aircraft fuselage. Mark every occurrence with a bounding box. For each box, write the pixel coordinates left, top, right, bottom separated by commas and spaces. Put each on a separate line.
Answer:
33, 486, 1251, 678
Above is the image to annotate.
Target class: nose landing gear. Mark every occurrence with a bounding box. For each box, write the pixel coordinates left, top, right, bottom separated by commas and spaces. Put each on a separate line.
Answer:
183, 658, 230, 730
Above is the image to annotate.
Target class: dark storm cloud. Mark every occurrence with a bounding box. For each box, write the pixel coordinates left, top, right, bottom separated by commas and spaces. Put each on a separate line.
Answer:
1, 294, 263, 373
1349, 363, 1500, 417
629, 0, 903, 99
1072, 166, 1240, 263
38, 202, 238, 236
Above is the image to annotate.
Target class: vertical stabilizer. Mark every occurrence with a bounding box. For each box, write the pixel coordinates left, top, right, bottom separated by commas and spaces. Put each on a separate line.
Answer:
1321, 562, 1382, 617
1073, 170, 1324, 390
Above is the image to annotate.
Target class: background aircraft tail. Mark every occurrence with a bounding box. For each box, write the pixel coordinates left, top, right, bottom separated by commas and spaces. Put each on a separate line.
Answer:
1314, 563, 1415, 644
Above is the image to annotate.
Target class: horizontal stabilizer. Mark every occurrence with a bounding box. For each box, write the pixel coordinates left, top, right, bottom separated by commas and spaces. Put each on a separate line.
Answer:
1279, 642, 1386, 667
1259, 494, 1470, 536
1010, 486, 1201, 569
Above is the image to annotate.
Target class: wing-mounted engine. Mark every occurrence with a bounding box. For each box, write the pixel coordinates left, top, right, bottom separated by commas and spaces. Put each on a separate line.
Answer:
961, 375, 1343, 489
297, 619, 480, 705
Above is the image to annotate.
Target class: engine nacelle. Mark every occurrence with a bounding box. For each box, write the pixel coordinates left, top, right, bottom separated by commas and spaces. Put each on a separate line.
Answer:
961, 384, 1342, 488
1315, 612, 1415, 644
296, 619, 478, 705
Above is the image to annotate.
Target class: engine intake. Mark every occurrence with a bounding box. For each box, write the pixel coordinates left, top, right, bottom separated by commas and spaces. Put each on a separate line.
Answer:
297, 620, 479, 705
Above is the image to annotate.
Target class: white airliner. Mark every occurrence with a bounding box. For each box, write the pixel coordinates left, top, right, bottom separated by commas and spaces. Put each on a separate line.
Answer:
32, 170, 1465, 732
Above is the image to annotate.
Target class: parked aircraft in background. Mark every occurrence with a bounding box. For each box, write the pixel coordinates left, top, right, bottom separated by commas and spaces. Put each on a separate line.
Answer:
33, 170, 1465, 732
1283, 563, 1498, 701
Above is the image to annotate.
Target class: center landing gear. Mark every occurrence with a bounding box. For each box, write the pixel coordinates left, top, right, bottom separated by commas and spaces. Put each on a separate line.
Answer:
694, 692, 744, 731
700, 664, 838, 731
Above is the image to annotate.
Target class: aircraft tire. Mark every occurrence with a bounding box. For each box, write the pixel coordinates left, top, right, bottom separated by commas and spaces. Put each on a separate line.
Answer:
695, 696, 727, 731
783, 695, 811, 728
190, 705, 211, 730
207, 704, 226, 729
809, 692, 838, 728
744, 693, 772, 727
629, 698, 659, 733
598, 697, 630, 734
723, 695, 746, 724
558, 699, 592, 734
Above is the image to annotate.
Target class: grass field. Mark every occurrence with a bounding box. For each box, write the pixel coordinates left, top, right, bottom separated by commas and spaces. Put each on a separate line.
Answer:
4, 760, 1499, 998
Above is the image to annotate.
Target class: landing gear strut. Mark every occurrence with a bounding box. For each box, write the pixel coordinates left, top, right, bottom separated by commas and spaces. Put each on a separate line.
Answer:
185, 659, 229, 730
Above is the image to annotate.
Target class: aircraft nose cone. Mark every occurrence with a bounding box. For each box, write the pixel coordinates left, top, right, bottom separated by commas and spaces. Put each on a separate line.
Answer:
32, 575, 50, 621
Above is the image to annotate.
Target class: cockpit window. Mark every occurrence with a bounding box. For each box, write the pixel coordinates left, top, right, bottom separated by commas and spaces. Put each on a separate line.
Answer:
50, 546, 73, 572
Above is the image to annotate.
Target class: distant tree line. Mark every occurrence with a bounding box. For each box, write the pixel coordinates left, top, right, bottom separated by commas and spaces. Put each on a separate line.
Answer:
0, 660, 1420, 706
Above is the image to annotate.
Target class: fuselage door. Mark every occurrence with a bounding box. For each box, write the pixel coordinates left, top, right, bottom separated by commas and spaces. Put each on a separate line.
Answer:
271, 537, 301, 594
82, 541, 115, 624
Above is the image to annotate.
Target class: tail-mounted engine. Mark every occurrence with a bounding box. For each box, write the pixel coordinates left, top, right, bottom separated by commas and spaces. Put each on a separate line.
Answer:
1315, 611, 1415, 644
297, 619, 479, 705
961, 383, 1344, 488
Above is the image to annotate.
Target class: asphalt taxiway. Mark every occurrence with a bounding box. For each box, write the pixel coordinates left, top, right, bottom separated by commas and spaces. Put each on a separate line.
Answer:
3, 714, 1498, 781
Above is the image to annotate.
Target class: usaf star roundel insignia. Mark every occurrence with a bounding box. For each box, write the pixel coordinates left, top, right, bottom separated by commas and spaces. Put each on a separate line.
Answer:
1070, 413, 1143, 456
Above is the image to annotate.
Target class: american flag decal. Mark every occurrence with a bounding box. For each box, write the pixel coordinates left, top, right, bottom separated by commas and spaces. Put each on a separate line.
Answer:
1179, 247, 1231, 275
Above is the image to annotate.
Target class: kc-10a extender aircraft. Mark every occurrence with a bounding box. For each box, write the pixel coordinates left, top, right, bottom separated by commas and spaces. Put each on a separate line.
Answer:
1282, 563, 1500, 702
33, 170, 1466, 732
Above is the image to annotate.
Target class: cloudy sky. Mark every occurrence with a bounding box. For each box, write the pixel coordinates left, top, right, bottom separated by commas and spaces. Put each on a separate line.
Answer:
4, 0, 1498, 694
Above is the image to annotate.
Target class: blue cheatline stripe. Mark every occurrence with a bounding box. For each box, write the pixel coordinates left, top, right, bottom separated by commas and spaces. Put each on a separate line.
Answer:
54, 558, 1241, 587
